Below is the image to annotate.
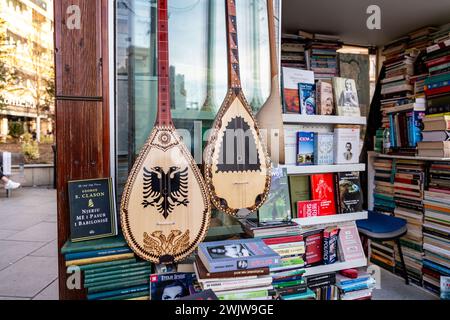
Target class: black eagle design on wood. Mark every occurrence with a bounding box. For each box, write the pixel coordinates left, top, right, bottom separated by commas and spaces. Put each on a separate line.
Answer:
142, 166, 189, 219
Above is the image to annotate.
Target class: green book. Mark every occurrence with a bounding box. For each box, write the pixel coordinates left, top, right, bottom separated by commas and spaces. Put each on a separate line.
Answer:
61, 235, 127, 254
84, 267, 152, 285
78, 258, 137, 271
258, 167, 292, 223
84, 261, 150, 275
101, 291, 149, 300
273, 279, 305, 289
218, 289, 269, 300
88, 277, 150, 294
280, 288, 315, 300
85, 265, 152, 281
288, 176, 310, 218
84, 274, 150, 289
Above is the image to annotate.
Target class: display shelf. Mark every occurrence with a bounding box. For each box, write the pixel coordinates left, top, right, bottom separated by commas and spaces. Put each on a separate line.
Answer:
282, 163, 366, 175
372, 152, 450, 162
283, 114, 367, 125
303, 258, 368, 277
292, 211, 368, 227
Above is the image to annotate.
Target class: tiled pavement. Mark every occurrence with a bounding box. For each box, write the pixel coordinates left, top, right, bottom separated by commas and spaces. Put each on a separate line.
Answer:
0, 188, 58, 300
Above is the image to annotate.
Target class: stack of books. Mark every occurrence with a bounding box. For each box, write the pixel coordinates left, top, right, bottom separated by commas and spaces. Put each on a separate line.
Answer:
372, 158, 395, 215
429, 23, 450, 44
407, 27, 438, 52
304, 33, 342, 80
61, 236, 152, 300
422, 162, 450, 295
281, 33, 307, 70
392, 159, 426, 284
370, 240, 397, 273
194, 239, 280, 300
336, 269, 376, 300
305, 272, 338, 300
417, 35, 450, 158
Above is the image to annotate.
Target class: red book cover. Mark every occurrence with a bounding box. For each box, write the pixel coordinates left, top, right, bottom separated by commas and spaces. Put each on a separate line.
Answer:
310, 174, 337, 215
425, 85, 450, 96
297, 200, 321, 218
304, 230, 323, 266
283, 89, 300, 113
262, 235, 304, 246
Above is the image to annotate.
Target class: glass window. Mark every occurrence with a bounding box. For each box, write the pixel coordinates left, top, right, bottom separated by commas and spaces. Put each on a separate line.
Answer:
115, 0, 279, 239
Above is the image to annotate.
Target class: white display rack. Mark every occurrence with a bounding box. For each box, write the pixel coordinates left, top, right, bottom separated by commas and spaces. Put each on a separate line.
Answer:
283, 163, 366, 175
293, 211, 368, 227
303, 258, 368, 277
283, 114, 367, 125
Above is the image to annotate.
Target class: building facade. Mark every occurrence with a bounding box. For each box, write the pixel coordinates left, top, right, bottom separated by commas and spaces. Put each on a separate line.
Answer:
0, 0, 54, 141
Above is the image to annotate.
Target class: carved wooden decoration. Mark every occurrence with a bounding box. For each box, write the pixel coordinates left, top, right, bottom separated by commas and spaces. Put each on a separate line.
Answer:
204, 0, 272, 216
256, 0, 285, 165
120, 0, 211, 264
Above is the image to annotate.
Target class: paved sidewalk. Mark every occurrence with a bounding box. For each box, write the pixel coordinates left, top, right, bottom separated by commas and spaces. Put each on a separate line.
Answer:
0, 187, 58, 300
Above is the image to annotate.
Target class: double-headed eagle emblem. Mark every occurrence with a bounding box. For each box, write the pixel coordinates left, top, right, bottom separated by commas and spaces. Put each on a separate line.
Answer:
142, 166, 189, 219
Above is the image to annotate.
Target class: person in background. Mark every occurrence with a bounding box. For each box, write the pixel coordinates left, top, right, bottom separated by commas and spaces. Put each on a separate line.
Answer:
0, 167, 20, 190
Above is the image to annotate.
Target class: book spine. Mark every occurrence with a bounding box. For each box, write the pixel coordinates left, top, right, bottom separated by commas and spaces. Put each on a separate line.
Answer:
84, 266, 152, 283
262, 235, 303, 245
84, 261, 150, 275
79, 258, 137, 271
208, 255, 280, 273
87, 285, 149, 300
65, 247, 132, 261
85, 274, 150, 289
87, 277, 150, 294
65, 253, 135, 267
61, 242, 127, 255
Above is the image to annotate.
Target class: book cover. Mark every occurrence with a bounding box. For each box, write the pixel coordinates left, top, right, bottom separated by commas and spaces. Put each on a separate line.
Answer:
289, 176, 310, 218
441, 276, 450, 300
194, 256, 269, 279
150, 273, 195, 300
316, 80, 334, 115
323, 226, 339, 265
296, 131, 315, 166
338, 223, 365, 261
61, 235, 127, 255
258, 167, 292, 223
282, 68, 314, 113
336, 172, 363, 213
65, 247, 133, 261
304, 230, 323, 267
179, 289, 218, 300
198, 239, 280, 273
298, 82, 316, 115
310, 173, 337, 216
284, 127, 298, 165
334, 127, 360, 164
314, 132, 334, 165
297, 200, 321, 218
332, 77, 360, 116
87, 284, 149, 300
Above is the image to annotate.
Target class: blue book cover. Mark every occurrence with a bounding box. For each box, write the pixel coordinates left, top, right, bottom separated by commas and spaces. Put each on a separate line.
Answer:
407, 111, 424, 147
65, 247, 133, 261
298, 83, 316, 115
336, 273, 371, 286
314, 133, 334, 165
296, 132, 314, 166
198, 239, 280, 273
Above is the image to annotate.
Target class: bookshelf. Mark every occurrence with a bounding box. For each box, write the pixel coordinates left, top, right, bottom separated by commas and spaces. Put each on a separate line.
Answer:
371, 152, 450, 162
303, 258, 368, 277
293, 211, 368, 227
283, 163, 365, 175
283, 114, 367, 125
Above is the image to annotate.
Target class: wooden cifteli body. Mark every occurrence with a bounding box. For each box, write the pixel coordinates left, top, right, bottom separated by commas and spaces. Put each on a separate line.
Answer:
204, 0, 272, 216
120, 0, 211, 264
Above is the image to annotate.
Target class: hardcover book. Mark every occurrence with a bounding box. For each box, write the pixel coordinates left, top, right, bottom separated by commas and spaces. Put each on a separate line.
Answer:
316, 80, 334, 115
304, 230, 323, 267
296, 132, 315, 166
150, 273, 195, 300
310, 174, 337, 216
297, 200, 321, 218
194, 256, 270, 279
198, 239, 281, 273
282, 67, 314, 113
335, 172, 363, 213
332, 77, 360, 116
298, 82, 316, 115
258, 167, 292, 223
314, 132, 334, 165
338, 223, 365, 261
289, 176, 310, 218
323, 226, 339, 264
334, 126, 360, 164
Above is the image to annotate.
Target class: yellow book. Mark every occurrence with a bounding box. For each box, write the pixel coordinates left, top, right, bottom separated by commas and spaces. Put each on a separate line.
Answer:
425, 112, 450, 118
65, 253, 135, 267
127, 296, 150, 301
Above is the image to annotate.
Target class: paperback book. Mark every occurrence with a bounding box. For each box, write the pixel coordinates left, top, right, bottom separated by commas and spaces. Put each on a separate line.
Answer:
150, 273, 195, 300
310, 173, 337, 215
296, 132, 315, 166
335, 172, 363, 213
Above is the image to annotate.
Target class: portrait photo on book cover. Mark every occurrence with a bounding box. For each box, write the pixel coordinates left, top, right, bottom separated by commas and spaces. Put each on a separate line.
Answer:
150, 273, 194, 300
343, 142, 354, 161
336, 78, 359, 108
207, 244, 253, 260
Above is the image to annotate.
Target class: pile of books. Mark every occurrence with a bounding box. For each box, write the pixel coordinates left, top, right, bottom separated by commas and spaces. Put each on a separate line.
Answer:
392, 159, 426, 284
281, 33, 306, 70
304, 272, 337, 300
61, 236, 152, 300
193, 239, 279, 300
336, 269, 376, 300
422, 162, 450, 295
372, 157, 395, 215
370, 240, 396, 273
304, 33, 342, 80
417, 35, 450, 158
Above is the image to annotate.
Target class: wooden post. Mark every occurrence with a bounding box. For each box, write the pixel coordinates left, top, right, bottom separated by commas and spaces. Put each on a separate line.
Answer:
54, 0, 110, 300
